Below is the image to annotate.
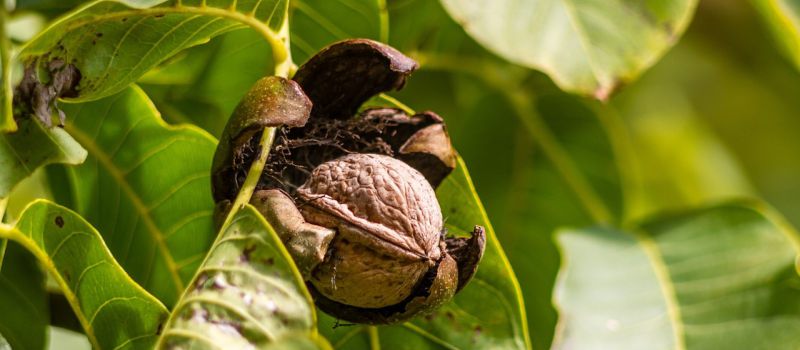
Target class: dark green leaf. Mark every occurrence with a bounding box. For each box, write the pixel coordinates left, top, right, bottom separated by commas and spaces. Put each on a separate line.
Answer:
0, 200, 168, 350
290, 0, 386, 64
503, 94, 623, 350
613, 79, 754, 218
0, 242, 47, 350
56, 86, 217, 307
554, 202, 800, 349
13, 0, 84, 17
141, 29, 273, 136
157, 205, 329, 349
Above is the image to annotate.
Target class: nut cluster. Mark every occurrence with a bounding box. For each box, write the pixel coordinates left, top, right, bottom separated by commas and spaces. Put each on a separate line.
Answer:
212, 39, 485, 324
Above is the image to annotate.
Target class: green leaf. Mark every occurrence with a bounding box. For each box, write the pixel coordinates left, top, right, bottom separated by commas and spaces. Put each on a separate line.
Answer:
613, 79, 755, 219
19, 0, 290, 102
0, 118, 87, 198
621, 14, 800, 228
0, 242, 48, 350
751, 0, 800, 70
141, 0, 385, 136
390, 46, 624, 349
14, 0, 84, 17
55, 86, 217, 307
290, 0, 386, 63
0, 200, 168, 350
438, 0, 698, 98
504, 94, 623, 350
141, 29, 274, 136
318, 157, 530, 350
157, 205, 328, 349
554, 202, 800, 349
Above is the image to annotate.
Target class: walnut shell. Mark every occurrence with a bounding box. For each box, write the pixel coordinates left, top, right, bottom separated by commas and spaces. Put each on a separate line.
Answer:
211, 39, 487, 324
297, 153, 443, 308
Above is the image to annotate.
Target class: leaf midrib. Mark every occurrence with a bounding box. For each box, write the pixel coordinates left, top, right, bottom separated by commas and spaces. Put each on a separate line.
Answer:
632, 230, 687, 350
558, 0, 603, 90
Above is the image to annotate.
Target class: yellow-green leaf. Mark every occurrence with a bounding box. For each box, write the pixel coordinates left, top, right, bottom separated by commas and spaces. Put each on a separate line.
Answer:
0, 242, 47, 350
0, 200, 168, 350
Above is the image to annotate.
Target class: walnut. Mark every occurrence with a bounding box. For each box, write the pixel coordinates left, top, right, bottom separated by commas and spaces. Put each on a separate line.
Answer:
212, 39, 485, 324
298, 153, 444, 308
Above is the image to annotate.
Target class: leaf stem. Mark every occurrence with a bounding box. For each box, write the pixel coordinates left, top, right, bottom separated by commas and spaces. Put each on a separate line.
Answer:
368, 326, 380, 350
377, 0, 389, 43
271, 6, 295, 78
157, 3, 296, 345
592, 105, 639, 225
0, 198, 7, 272
506, 92, 612, 224
377, 93, 414, 114
221, 127, 276, 229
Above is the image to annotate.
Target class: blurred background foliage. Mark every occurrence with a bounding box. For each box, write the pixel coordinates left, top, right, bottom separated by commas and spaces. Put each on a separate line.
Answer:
5, 0, 800, 348
388, 0, 800, 348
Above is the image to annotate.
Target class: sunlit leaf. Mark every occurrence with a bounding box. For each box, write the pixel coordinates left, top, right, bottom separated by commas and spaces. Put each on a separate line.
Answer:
439, 0, 698, 98
54, 86, 217, 307
157, 205, 329, 350
19, 0, 290, 102
0, 200, 168, 350
554, 202, 800, 349
319, 158, 530, 350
